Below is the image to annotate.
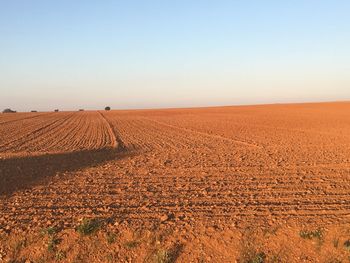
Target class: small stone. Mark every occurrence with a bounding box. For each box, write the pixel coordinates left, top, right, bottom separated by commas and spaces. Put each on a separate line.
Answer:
160, 214, 168, 222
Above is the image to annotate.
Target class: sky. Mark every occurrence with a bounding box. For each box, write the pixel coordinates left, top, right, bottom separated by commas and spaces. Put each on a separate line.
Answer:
1, 1, 350, 111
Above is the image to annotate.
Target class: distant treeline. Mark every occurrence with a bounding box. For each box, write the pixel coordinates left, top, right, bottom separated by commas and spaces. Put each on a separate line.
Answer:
2, 106, 112, 113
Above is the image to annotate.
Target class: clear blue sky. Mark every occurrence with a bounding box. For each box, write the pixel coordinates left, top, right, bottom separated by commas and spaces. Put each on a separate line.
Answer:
1, 1, 349, 111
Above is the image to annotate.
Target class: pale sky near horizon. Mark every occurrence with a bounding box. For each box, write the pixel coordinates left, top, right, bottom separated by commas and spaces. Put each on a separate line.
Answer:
1, 1, 349, 111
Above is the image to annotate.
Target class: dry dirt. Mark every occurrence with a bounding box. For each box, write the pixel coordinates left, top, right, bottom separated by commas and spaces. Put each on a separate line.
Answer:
1, 102, 350, 262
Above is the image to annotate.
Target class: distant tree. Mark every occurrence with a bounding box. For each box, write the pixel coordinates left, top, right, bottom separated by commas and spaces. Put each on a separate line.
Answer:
31, 110, 37, 113
54, 109, 59, 112
2, 108, 16, 113
79, 109, 84, 111
105, 106, 111, 111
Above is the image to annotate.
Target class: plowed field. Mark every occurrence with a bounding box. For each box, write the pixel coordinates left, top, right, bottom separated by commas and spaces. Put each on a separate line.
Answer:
1, 102, 350, 262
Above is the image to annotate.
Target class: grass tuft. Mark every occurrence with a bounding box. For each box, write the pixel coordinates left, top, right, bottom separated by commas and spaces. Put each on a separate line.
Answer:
146, 243, 183, 263
239, 228, 266, 263
55, 250, 66, 261
299, 229, 323, 240
124, 240, 141, 249
240, 249, 266, 263
152, 249, 171, 263
106, 232, 117, 244
47, 236, 60, 252
41, 226, 57, 237
76, 218, 101, 236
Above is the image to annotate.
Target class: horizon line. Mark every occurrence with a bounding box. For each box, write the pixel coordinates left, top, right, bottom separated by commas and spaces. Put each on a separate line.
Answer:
3, 99, 350, 113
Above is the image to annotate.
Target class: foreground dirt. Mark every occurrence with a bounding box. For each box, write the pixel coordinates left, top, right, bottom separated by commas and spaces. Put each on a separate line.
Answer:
0, 102, 350, 262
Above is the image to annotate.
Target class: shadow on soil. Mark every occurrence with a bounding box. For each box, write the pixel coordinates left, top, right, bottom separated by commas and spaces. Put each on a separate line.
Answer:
0, 148, 132, 196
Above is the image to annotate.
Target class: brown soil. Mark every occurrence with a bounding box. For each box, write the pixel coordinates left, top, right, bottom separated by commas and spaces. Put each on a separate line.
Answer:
1, 102, 350, 262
